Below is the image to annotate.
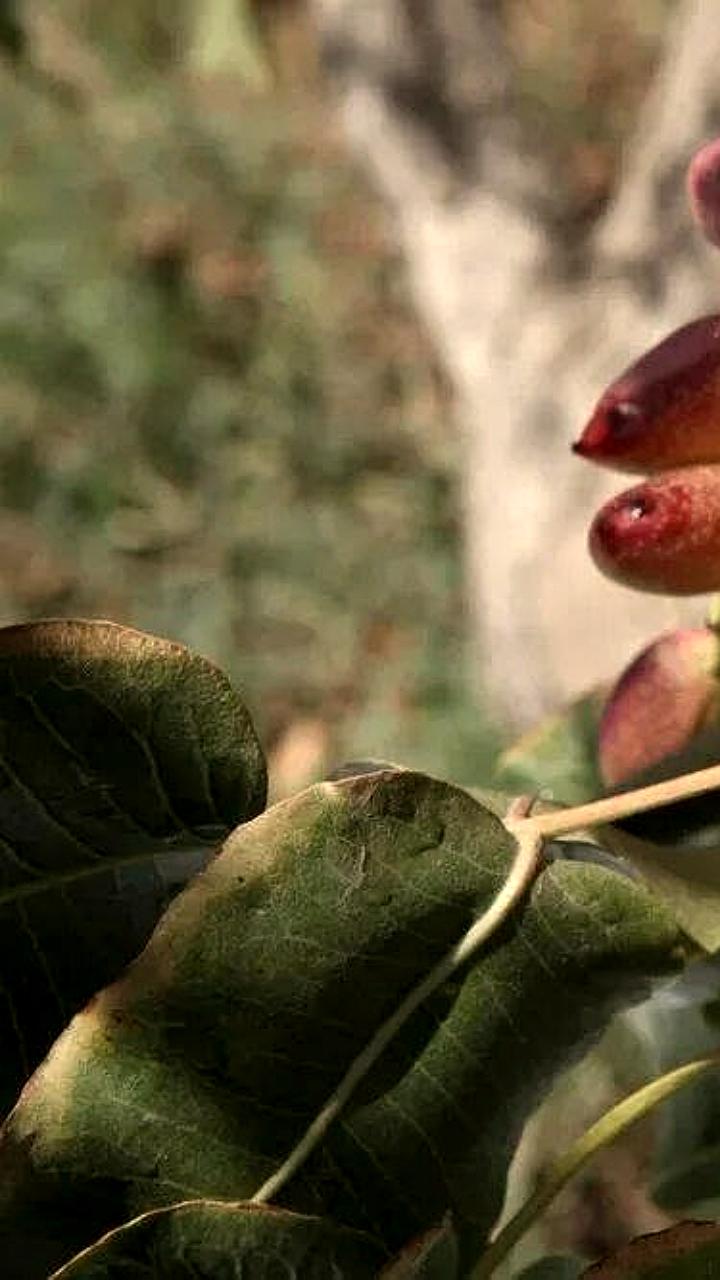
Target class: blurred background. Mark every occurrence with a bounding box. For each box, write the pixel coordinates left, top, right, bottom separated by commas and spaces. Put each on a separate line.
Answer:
0, 0, 709, 802
7, 3, 720, 1267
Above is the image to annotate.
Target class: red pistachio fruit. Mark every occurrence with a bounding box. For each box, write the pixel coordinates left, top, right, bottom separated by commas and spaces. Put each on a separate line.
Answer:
598, 627, 720, 787
572, 315, 720, 473
688, 137, 720, 249
589, 465, 720, 594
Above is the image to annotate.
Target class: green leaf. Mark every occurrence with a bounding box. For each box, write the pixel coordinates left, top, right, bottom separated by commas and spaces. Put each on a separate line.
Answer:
599, 825, 720, 952
473, 1056, 719, 1278
644, 999, 720, 1213
494, 690, 605, 806
50, 1200, 384, 1278
0, 771, 682, 1277
581, 1221, 720, 1277
595, 730, 720, 951
0, 618, 266, 1114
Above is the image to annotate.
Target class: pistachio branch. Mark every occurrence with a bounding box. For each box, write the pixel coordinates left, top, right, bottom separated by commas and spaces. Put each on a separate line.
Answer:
251, 761, 720, 1208
516, 761, 720, 841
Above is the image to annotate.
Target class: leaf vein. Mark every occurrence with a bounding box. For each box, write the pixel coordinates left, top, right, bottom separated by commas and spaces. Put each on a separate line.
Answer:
0, 754, 107, 865
16, 681, 162, 844
341, 1109, 429, 1228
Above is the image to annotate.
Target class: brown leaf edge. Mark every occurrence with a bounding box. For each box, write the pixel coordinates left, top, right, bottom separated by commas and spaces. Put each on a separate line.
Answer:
582, 1220, 720, 1277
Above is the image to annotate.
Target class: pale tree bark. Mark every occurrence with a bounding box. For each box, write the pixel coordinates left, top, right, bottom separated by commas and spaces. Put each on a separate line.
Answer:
311, 0, 720, 726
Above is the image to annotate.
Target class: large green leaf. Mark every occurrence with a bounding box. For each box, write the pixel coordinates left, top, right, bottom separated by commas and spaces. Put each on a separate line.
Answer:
51, 1201, 384, 1279
582, 1221, 720, 1277
0, 771, 682, 1277
0, 618, 266, 1115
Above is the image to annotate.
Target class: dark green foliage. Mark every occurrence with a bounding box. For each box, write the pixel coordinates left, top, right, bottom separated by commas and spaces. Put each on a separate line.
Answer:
0, 753, 681, 1275
0, 619, 266, 1116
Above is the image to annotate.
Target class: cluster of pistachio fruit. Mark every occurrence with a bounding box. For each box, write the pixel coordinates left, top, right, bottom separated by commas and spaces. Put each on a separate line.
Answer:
573, 138, 720, 789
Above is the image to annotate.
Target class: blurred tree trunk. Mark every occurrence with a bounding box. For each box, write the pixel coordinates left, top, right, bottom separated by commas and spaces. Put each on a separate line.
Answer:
311, 0, 720, 726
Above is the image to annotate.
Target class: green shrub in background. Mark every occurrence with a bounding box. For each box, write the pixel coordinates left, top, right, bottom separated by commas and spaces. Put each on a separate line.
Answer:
0, 3, 502, 792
